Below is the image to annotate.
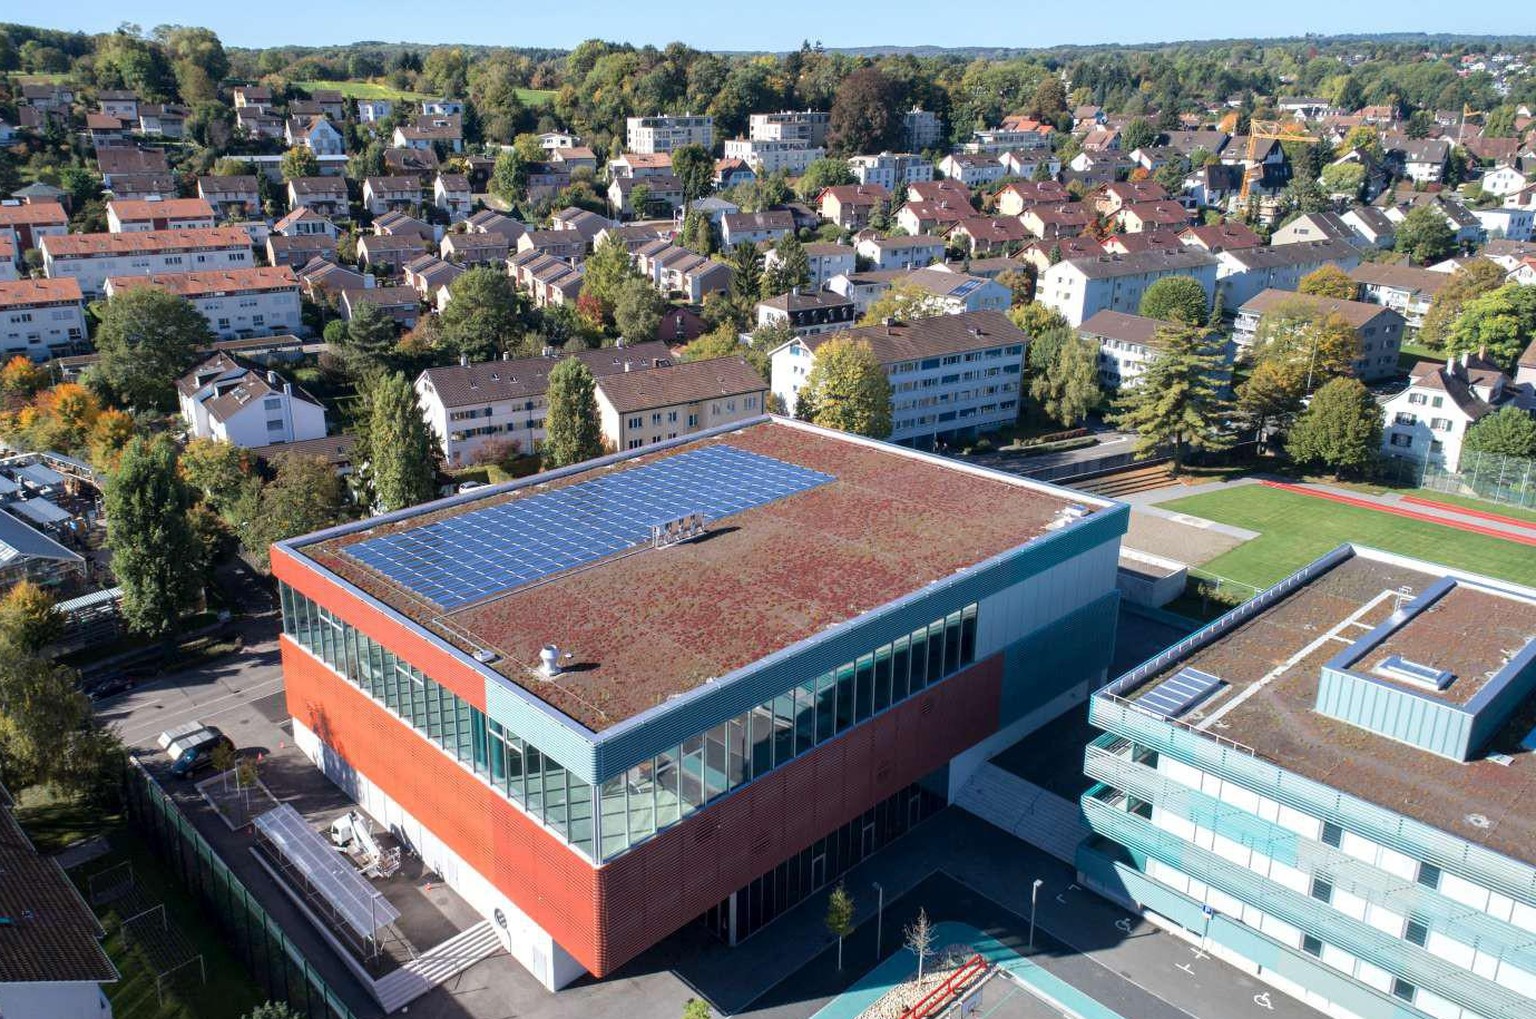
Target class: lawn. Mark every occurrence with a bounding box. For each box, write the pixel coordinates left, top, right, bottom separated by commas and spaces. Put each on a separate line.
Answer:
293, 79, 432, 101
515, 87, 558, 106
1160, 484, 1536, 589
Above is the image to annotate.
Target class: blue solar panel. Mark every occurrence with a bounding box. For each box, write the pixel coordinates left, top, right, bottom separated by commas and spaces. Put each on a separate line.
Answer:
1138, 667, 1223, 719
347, 446, 835, 610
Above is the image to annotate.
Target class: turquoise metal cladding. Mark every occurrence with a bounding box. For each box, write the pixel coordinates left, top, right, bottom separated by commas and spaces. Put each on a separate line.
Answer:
1000, 592, 1119, 725
1089, 695, 1536, 907
1315, 666, 1472, 761
1080, 796, 1531, 1019
1075, 844, 1429, 1019
587, 503, 1129, 781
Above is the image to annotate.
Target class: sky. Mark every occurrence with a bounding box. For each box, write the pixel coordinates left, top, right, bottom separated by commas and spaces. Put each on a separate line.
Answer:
16, 1, 1532, 52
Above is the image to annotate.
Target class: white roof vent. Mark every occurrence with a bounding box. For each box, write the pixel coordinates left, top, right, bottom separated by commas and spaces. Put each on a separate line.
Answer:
538, 644, 563, 678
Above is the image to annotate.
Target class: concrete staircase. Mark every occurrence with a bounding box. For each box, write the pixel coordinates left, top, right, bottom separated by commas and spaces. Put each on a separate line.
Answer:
373, 920, 503, 1013
954, 764, 1088, 863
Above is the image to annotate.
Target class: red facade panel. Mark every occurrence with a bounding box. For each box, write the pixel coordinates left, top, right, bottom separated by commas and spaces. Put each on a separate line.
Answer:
280, 621, 1001, 978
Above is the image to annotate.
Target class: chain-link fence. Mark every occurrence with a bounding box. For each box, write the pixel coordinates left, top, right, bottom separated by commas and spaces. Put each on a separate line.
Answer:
1381, 450, 1536, 511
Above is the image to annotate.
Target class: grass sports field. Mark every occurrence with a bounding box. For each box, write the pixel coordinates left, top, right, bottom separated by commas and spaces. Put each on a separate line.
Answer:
1161, 484, 1536, 589
294, 79, 556, 106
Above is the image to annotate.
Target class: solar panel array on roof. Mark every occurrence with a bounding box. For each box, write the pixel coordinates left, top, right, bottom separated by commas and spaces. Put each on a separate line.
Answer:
1138, 666, 1224, 719
951, 278, 984, 297
253, 804, 400, 938
346, 445, 835, 610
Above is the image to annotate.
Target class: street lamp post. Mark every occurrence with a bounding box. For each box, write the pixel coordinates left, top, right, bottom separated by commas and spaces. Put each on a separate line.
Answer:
873, 882, 884, 960
1029, 878, 1043, 951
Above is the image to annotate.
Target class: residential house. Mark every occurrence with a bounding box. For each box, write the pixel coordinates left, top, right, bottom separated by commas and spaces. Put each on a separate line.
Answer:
855, 234, 946, 272
1381, 353, 1528, 469
0, 278, 87, 360
818, 184, 890, 231
1102, 231, 1186, 255
373, 210, 433, 243
178, 352, 326, 446
1118, 201, 1191, 234
197, 175, 261, 220
1095, 180, 1170, 219
356, 233, 430, 274
1339, 205, 1398, 249
996, 150, 1061, 179
524, 161, 572, 204
721, 138, 824, 176
1020, 203, 1094, 240
1269, 211, 1357, 246
383, 146, 440, 182
770, 309, 1027, 448
1388, 137, 1452, 183
634, 243, 734, 303
682, 197, 739, 226
902, 108, 943, 151
607, 174, 683, 218
285, 115, 345, 156
87, 113, 131, 147
516, 230, 587, 263
596, 224, 673, 253
414, 341, 673, 463
766, 242, 855, 289
1162, 130, 1229, 159
41, 227, 253, 297
714, 158, 756, 189
106, 197, 215, 233
967, 118, 1053, 153
295, 256, 369, 301
420, 99, 464, 116
137, 103, 188, 138
1017, 236, 1104, 273
507, 251, 584, 309
434, 174, 473, 221
551, 146, 598, 172
236, 108, 284, 141
106, 267, 302, 340
287, 177, 349, 218
231, 86, 274, 112
896, 199, 972, 236
1037, 249, 1220, 327
98, 89, 139, 120
994, 181, 1070, 218
1348, 262, 1448, 331
625, 114, 713, 154
0, 201, 69, 254
1179, 222, 1262, 251
1081, 127, 1121, 152
950, 216, 1030, 256
938, 153, 1007, 187
550, 207, 615, 249
267, 233, 336, 269
394, 115, 463, 153
362, 176, 422, 216
309, 90, 346, 120
1480, 164, 1530, 197
755, 290, 857, 337
827, 267, 1010, 316
440, 231, 509, 267
272, 207, 337, 239
1233, 289, 1403, 381
1127, 146, 1184, 173
1214, 239, 1362, 310
609, 152, 673, 179
596, 358, 767, 451
1183, 162, 1245, 210
1473, 206, 1534, 241
1078, 310, 1189, 390
357, 99, 393, 123
907, 180, 971, 204
848, 153, 932, 190
403, 255, 463, 306
339, 286, 420, 327
96, 147, 170, 188
467, 210, 527, 247
720, 211, 794, 248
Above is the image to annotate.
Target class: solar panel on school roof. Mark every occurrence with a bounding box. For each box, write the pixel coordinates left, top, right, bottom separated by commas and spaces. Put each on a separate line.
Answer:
1138, 666, 1223, 719
346, 445, 835, 610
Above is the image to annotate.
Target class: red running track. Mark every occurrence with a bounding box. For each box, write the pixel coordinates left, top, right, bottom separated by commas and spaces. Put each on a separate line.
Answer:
1400, 494, 1536, 534
1258, 481, 1536, 547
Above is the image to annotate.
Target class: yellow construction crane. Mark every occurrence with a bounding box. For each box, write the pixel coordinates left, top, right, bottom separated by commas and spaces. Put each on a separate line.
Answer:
1238, 119, 1320, 207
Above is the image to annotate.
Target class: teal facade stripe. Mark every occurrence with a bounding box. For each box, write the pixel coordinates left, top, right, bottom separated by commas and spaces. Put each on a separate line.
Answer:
1315, 667, 1471, 761
1000, 593, 1119, 725
1076, 845, 1429, 1019
588, 505, 1128, 781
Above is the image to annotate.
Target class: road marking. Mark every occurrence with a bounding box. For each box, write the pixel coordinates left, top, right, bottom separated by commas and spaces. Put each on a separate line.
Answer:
114, 675, 286, 746
1115, 918, 1134, 934
1254, 992, 1273, 1010
1176, 963, 1195, 975
1190, 947, 1209, 960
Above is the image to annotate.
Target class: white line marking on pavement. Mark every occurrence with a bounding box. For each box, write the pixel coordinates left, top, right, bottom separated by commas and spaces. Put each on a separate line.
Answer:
114, 676, 286, 745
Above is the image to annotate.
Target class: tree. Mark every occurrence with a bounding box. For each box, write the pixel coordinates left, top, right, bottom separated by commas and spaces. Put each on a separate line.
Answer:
1120, 118, 1159, 153
1319, 162, 1365, 198
1444, 284, 1536, 370
729, 242, 765, 302
793, 158, 856, 202
1418, 259, 1508, 350
440, 267, 526, 360
670, 143, 715, 204
95, 287, 211, 408
0, 651, 89, 791
762, 234, 810, 297
180, 437, 247, 509
340, 300, 399, 375
87, 409, 137, 473
583, 235, 638, 319
627, 183, 653, 219
1110, 325, 1232, 473
1008, 302, 1069, 337
1395, 205, 1456, 265
1281, 175, 1329, 216
826, 67, 904, 155
1250, 302, 1361, 395
491, 149, 526, 204
1286, 377, 1382, 477
0, 582, 62, 654
1138, 276, 1209, 326
796, 338, 892, 439
543, 358, 603, 468
280, 146, 320, 181
1029, 336, 1102, 427
241, 1004, 303, 1019
861, 283, 947, 325
0, 355, 47, 398
1297, 265, 1358, 300
1235, 358, 1306, 445
681, 210, 717, 256
904, 908, 936, 985
368, 373, 437, 513
1464, 406, 1536, 459
614, 277, 665, 343
105, 436, 199, 639
681, 1000, 711, 1019
825, 883, 855, 971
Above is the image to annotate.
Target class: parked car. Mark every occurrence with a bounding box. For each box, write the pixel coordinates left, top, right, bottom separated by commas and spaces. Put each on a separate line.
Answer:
169, 728, 235, 779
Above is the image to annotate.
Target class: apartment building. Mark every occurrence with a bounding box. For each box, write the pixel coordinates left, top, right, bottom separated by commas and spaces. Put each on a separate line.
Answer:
902, 108, 944, 151
827, 267, 1011, 317
0, 201, 69, 254
594, 357, 768, 450
748, 110, 830, 146
1077, 310, 1180, 389
413, 342, 675, 465
1214, 240, 1362, 310
755, 290, 857, 337
197, 175, 262, 220
1037, 250, 1220, 327
1349, 263, 1448, 333
625, 114, 714, 154
1084, 544, 1536, 1019
848, 152, 934, 190
0, 278, 87, 361
105, 267, 302, 340
1233, 289, 1404, 382
769, 309, 1027, 448
721, 138, 825, 176
855, 234, 947, 272
40, 227, 253, 297
177, 352, 327, 447
106, 197, 216, 233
